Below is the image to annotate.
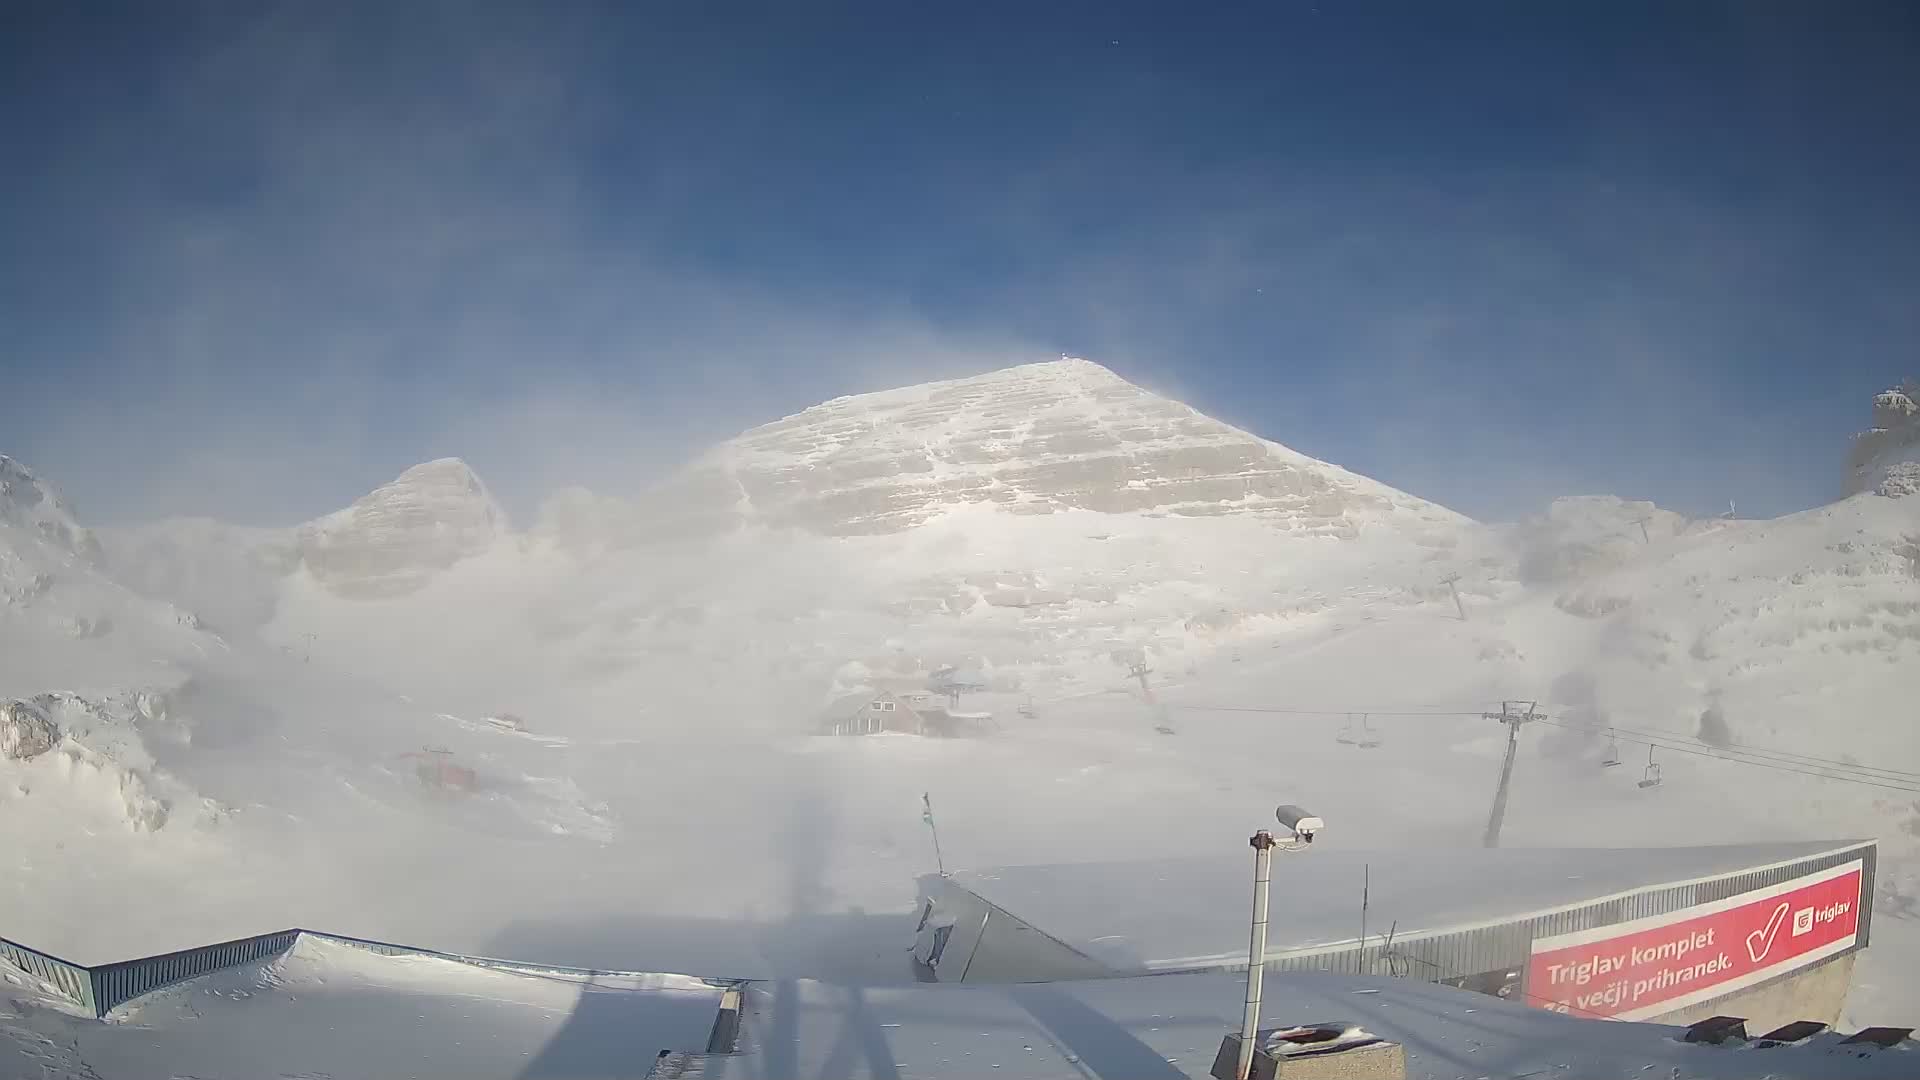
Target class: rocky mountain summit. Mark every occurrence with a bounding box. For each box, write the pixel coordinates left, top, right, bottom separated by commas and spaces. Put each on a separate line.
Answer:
629, 358, 1467, 541
295, 458, 507, 598
1847, 380, 1920, 498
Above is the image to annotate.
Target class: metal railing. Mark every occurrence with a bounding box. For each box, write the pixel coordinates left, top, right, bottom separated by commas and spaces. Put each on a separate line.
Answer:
90, 929, 302, 1016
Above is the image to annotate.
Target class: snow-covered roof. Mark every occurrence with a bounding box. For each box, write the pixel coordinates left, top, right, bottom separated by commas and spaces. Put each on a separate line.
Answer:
734, 967, 1914, 1079
0, 934, 730, 1079
11, 932, 1910, 1078
944, 842, 1868, 972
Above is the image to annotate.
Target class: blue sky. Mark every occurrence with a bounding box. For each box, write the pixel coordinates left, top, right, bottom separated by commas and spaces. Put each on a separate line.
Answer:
4, 1, 1917, 525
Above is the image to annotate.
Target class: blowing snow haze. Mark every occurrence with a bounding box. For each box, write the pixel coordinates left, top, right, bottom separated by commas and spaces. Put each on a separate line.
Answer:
4, 3, 1920, 1074
6, 358, 1920, 978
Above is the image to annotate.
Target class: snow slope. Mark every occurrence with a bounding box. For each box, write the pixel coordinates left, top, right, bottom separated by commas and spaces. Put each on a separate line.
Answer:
5, 359, 1920, 1055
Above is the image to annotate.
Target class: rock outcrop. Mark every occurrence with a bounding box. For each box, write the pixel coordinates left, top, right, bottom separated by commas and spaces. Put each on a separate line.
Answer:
297, 458, 506, 597
0, 699, 59, 760
1847, 381, 1920, 498
0, 455, 104, 566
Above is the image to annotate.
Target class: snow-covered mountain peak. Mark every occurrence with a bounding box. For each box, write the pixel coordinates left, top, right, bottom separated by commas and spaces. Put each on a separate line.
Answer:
0, 454, 104, 566
295, 457, 507, 598
637, 357, 1471, 539
390, 456, 493, 492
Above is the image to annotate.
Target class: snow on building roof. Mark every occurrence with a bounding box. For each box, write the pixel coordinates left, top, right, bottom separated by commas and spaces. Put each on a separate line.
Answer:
944, 841, 1868, 973
1, 934, 730, 1079
732, 967, 1914, 1079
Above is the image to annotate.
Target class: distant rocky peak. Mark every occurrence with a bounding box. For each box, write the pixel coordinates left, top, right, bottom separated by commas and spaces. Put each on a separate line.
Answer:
0, 454, 105, 566
392, 457, 493, 494
296, 457, 506, 598
629, 357, 1470, 541
1847, 380, 1920, 499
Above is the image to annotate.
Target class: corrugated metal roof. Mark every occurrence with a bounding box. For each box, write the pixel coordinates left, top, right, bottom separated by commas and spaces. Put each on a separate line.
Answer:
727, 965, 1910, 1080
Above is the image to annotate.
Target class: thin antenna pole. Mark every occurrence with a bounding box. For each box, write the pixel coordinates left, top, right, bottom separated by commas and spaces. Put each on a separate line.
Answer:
1360, 863, 1369, 975
922, 793, 947, 877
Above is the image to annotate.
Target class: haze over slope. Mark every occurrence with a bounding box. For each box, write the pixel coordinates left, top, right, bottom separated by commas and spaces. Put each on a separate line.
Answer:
106, 360, 1478, 724
7, 360, 1919, 1025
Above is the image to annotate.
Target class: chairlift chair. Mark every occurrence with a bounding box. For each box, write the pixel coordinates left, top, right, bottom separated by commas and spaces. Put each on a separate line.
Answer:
1638, 745, 1663, 789
1601, 729, 1622, 768
1357, 713, 1383, 749
1336, 713, 1358, 746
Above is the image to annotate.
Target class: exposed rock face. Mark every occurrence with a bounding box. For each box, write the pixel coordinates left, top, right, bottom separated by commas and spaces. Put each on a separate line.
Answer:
297, 458, 506, 597
636, 358, 1466, 539
0, 699, 59, 760
0, 455, 104, 566
1847, 382, 1920, 498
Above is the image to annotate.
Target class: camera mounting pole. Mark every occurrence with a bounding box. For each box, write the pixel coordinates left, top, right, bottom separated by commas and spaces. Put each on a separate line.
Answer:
1237, 829, 1278, 1080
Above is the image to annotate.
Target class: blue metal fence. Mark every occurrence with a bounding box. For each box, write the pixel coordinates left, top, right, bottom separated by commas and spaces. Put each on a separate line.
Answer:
0, 934, 96, 1015
89, 929, 301, 1016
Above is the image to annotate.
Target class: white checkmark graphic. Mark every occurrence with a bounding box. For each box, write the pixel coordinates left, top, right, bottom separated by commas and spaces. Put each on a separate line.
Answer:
1746, 902, 1790, 963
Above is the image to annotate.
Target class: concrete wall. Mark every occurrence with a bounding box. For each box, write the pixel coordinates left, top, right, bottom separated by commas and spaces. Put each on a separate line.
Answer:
1652, 953, 1857, 1034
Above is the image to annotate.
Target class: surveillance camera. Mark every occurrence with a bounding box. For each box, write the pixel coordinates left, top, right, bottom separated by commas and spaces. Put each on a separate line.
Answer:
1275, 804, 1324, 844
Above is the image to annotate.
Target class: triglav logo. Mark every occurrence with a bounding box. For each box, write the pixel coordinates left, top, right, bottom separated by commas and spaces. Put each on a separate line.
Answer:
1791, 899, 1851, 940
1793, 907, 1815, 938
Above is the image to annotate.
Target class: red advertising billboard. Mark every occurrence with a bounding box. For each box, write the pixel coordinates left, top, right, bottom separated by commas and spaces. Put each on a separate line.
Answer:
1526, 859, 1862, 1021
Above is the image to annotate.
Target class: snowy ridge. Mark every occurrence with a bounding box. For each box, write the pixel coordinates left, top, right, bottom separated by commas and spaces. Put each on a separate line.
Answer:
295, 457, 507, 597
634, 358, 1469, 539
0, 455, 103, 567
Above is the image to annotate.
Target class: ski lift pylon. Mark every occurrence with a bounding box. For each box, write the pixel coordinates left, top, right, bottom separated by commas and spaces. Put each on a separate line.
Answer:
1638, 745, 1663, 789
